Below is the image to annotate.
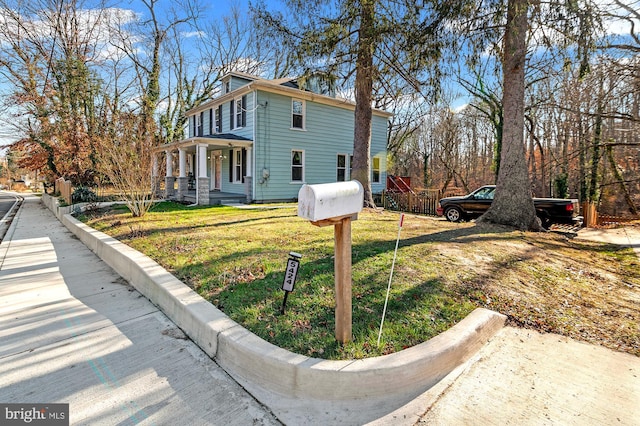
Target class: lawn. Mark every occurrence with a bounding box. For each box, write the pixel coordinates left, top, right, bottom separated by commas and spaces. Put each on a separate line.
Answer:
81, 202, 640, 360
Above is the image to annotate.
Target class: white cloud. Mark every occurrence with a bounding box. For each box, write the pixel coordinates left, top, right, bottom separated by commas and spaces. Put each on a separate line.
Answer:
181, 30, 205, 39
0, 6, 141, 62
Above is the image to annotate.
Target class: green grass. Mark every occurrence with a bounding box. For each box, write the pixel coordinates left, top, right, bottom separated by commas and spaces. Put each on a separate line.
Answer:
81, 202, 640, 359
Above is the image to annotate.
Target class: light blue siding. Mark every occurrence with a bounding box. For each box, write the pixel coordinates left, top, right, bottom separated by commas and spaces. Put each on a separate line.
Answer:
187, 95, 254, 138
252, 90, 389, 202
183, 79, 389, 202
229, 76, 253, 91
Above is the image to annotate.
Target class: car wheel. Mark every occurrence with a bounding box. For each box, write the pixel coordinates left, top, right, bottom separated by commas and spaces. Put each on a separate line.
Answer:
444, 206, 463, 222
538, 215, 551, 230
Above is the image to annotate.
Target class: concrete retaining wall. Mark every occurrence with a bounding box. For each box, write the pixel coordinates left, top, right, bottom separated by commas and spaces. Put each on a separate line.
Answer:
42, 194, 506, 407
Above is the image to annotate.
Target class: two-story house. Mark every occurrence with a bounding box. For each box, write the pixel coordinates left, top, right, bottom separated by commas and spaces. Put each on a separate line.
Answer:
153, 71, 391, 205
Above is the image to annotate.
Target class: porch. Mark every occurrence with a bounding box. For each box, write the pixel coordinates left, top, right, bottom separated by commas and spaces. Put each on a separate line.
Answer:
179, 190, 248, 206
153, 134, 254, 206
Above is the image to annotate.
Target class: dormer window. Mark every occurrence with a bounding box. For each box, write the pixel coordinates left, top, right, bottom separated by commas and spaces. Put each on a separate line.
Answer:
223, 80, 231, 94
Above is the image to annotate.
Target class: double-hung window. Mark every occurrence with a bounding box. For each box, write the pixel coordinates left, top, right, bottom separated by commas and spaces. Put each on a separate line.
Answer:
235, 98, 243, 129
231, 96, 246, 129
291, 150, 304, 183
215, 106, 222, 133
195, 112, 203, 136
337, 154, 347, 182
233, 148, 243, 183
372, 157, 381, 183
291, 99, 304, 130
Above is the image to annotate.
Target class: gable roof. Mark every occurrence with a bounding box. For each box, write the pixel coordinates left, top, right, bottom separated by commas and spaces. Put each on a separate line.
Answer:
187, 74, 392, 118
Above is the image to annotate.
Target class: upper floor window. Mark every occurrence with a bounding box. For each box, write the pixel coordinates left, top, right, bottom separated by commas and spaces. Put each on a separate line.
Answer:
337, 154, 347, 182
195, 112, 203, 136
292, 99, 305, 130
372, 157, 381, 183
235, 98, 243, 128
231, 96, 246, 129
215, 106, 222, 133
291, 150, 304, 182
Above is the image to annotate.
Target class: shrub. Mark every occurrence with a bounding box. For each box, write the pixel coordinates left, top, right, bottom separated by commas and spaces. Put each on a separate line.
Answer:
72, 186, 97, 203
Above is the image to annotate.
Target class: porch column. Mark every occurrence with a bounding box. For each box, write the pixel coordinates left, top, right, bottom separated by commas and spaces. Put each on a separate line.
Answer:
197, 144, 210, 205
177, 148, 188, 201
245, 146, 252, 177
164, 150, 176, 199
152, 152, 162, 198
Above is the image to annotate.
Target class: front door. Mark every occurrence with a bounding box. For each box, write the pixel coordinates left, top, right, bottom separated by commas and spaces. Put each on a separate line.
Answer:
210, 150, 222, 191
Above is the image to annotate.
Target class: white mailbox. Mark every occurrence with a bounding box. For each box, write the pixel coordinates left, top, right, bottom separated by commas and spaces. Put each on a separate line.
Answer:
298, 181, 364, 223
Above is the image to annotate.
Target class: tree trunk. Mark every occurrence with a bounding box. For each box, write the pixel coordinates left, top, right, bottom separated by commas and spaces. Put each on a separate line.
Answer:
606, 145, 638, 215
478, 0, 541, 231
351, 0, 376, 208
589, 82, 604, 203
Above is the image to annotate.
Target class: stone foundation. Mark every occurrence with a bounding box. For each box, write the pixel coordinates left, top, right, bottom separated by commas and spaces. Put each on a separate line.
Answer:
197, 177, 210, 205
177, 177, 188, 202
165, 176, 176, 199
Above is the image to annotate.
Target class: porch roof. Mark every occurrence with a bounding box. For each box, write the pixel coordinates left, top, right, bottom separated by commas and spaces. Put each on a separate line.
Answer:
155, 134, 253, 152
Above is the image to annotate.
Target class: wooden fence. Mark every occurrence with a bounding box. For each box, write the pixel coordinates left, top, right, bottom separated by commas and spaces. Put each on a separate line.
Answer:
381, 190, 441, 216
597, 214, 640, 226
56, 177, 72, 205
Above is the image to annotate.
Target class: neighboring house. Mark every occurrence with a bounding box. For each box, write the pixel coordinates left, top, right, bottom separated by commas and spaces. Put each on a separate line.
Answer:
153, 71, 391, 205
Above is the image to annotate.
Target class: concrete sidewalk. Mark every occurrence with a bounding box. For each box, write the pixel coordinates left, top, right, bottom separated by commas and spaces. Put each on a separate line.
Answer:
0, 195, 279, 425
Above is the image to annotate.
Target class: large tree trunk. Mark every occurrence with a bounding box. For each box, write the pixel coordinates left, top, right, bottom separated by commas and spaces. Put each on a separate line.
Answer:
478, 0, 541, 231
351, 0, 376, 208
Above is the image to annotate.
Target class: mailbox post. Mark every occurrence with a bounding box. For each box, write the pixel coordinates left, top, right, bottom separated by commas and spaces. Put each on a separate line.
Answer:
298, 181, 364, 343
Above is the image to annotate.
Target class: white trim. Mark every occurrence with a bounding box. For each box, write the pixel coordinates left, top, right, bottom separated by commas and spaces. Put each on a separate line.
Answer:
214, 106, 221, 134
290, 149, 305, 183
336, 153, 348, 182
232, 96, 245, 130
185, 80, 392, 118
291, 99, 305, 130
372, 156, 381, 184
232, 148, 243, 184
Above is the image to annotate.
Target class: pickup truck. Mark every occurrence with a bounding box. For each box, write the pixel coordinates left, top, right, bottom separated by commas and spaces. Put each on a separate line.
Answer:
436, 185, 581, 228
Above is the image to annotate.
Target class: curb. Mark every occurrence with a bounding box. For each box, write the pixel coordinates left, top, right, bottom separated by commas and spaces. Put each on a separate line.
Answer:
42, 194, 506, 418
0, 193, 23, 242
0, 193, 24, 269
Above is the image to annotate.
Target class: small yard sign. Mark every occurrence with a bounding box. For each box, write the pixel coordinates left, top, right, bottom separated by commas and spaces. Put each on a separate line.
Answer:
280, 252, 302, 314
282, 252, 302, 292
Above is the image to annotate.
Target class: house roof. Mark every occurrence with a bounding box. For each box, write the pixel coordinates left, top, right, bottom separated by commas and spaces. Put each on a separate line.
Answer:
220, 70, 261, 82
153, 134, 253, 152
187, 74, 393, 118
201, 133, 252, 141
